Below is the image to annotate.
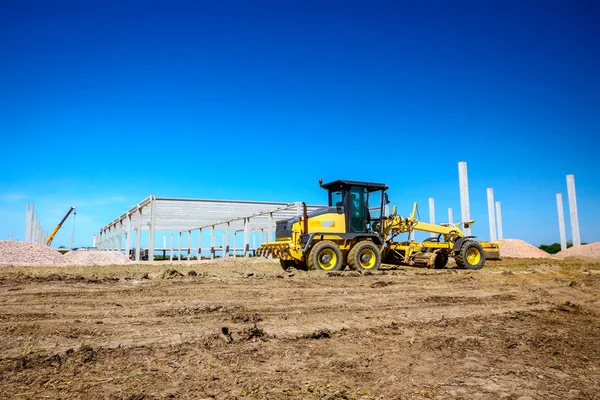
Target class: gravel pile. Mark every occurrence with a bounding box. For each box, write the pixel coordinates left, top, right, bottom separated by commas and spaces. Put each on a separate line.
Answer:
555, 242, 600, 258
0, 241, 130, 266
0, 240, 65, 266
62, 251, 130, 265
498, 239, 551, 259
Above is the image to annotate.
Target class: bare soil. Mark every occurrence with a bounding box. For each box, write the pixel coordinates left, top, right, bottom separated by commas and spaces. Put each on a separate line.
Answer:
1, 258, 599, 399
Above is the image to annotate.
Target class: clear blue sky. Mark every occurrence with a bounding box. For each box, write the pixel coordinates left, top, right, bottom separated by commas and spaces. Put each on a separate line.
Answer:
1, 0, 599, 247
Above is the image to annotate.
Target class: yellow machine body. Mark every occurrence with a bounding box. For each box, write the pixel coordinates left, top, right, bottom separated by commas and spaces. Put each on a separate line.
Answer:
258, 180, 500, 271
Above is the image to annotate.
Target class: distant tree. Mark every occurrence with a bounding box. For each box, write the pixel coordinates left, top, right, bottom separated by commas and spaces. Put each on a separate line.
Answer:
539, 243, 562, 254
538, 242, 585, 254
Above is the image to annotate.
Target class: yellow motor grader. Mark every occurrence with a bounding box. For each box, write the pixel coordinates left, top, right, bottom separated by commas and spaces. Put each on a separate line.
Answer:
257, 180, 500, 271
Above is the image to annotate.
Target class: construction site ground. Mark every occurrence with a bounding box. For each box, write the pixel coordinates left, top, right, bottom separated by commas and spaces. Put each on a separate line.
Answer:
1, 258, 599, 399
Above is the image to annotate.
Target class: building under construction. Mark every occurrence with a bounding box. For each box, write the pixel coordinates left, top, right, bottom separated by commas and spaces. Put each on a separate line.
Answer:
96, 196, 323, 261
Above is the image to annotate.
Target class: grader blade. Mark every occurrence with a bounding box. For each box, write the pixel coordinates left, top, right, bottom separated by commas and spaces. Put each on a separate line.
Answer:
480, 241, 501, 260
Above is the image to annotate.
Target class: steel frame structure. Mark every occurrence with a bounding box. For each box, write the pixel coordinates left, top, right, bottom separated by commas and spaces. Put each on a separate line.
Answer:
97, 196, 323, 261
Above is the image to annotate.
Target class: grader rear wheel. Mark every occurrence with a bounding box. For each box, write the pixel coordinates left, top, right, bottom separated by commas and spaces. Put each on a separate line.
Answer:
307, 241, 343, 271
348, 241, 381, 271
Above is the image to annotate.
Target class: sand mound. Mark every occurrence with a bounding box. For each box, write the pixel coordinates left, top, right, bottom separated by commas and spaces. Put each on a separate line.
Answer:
498, 239, 551, 259
0, 240, 65, 266
555, 242, 600, 258
62, 250, 130, 265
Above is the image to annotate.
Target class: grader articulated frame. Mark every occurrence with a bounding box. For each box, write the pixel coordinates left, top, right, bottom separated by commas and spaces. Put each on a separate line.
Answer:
257, 180, 500, 271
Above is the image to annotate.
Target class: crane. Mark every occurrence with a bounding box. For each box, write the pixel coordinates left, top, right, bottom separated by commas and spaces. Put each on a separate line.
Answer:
46, 206, 76, 246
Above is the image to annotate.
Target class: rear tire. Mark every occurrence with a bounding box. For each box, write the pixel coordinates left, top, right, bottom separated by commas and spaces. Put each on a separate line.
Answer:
455, 241, 485, 270
307, 241, 343, 271
348, 241, 381, 271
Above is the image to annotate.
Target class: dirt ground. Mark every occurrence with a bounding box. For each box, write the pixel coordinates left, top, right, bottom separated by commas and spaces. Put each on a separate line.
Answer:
1, 257, 599, 400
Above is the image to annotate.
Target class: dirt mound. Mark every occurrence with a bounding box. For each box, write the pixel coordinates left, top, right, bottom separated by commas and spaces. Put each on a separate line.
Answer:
555, 242, 600, 258
62, 251, 130, 265
0, 241, 65, 266
498, 239, 551, 258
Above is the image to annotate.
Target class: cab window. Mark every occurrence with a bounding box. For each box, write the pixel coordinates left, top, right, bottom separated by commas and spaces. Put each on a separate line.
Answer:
350, 186, 367, 232
330, 190, 343, 208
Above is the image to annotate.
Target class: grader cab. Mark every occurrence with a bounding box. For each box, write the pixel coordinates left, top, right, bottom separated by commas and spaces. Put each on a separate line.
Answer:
257, 180, 500, 271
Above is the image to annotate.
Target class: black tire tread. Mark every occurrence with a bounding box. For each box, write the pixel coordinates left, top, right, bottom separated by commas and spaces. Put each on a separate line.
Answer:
348, 241, 381, 271
307, 241, 342, 271
455, 240, 485, 270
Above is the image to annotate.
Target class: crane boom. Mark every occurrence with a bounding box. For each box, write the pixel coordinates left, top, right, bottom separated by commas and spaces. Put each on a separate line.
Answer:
46, 206, 76, 246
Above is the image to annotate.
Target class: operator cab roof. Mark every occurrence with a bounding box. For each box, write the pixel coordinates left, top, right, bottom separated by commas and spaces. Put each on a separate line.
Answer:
320, 180, 388, 192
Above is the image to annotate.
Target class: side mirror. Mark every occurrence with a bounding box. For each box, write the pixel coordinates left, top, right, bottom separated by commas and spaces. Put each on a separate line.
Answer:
384, 193, 390, 204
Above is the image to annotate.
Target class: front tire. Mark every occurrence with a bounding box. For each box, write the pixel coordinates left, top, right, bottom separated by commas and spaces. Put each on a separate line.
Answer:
348, 241, 381, 271
307, 241, 343, 271
455, 241, 485, 270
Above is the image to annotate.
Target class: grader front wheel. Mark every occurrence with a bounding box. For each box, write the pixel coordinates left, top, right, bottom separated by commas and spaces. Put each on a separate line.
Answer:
308, 241, 343, 271
348, 241, 381, 271
455, 241, 485, 270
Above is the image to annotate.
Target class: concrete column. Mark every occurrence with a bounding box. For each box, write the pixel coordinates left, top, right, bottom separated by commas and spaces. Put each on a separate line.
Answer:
448, 208, 453, 225
170, 232, 174, 261
222, 232, 226, 257
224, 222, 230, 257
8, 233, 12, 241
125, 213, 132, 257
495, 201, 503, 240
187, 230, 191, 261
210, 226, 215, 259
163, 235, 166, 250
118, 220, 123, 251
24, 204, 31, 243
178, 231, 182, 261
233, 231, 237, 257
267, 213, 273, 242
566, 174, 581, 247
458, 161, 471, 236
244, 218, 249, 257
148, 196, 156, 261
30, 206, 36, 243
32, 214, 38, 244
428, 198, 435, 225
197, 228, 202, 260
136, 208, 142, 261
27, 204, 35, 242
487, 188, 497, 242
556, 194, 567, 251
93, 234, 97, 247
